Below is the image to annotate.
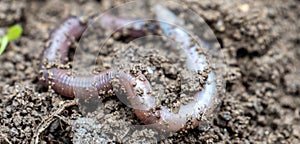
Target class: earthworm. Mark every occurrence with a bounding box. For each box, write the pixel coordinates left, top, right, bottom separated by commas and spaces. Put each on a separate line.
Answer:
39, 7, 216, 132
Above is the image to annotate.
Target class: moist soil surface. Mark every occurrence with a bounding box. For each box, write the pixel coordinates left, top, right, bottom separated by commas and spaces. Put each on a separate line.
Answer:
0, 0, 299, 143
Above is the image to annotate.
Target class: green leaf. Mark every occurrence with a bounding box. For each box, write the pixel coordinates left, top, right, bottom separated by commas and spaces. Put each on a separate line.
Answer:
0, 37, 9, 54
6, 25, 23, 41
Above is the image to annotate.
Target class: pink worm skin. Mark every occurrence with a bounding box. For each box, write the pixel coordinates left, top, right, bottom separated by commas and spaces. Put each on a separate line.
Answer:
39, 14, 215, 132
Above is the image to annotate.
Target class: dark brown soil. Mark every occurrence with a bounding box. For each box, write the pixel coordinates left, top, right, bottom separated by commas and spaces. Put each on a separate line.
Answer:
0, 0, 299, 143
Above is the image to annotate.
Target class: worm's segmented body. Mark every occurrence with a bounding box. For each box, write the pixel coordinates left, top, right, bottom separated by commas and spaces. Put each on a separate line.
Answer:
39, 7, 216, 132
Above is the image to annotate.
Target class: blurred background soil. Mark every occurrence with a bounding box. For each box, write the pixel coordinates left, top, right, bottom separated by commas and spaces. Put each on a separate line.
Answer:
0, 0, 299, 143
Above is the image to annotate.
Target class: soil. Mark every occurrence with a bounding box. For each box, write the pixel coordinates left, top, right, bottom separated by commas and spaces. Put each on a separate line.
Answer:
0, 0, 299, 143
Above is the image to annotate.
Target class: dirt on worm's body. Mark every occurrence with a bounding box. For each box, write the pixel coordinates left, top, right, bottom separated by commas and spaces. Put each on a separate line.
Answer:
0, 0, 299, 143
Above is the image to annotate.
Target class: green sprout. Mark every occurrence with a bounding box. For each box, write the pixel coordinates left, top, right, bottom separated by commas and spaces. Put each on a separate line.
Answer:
0, 25, 23, 55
